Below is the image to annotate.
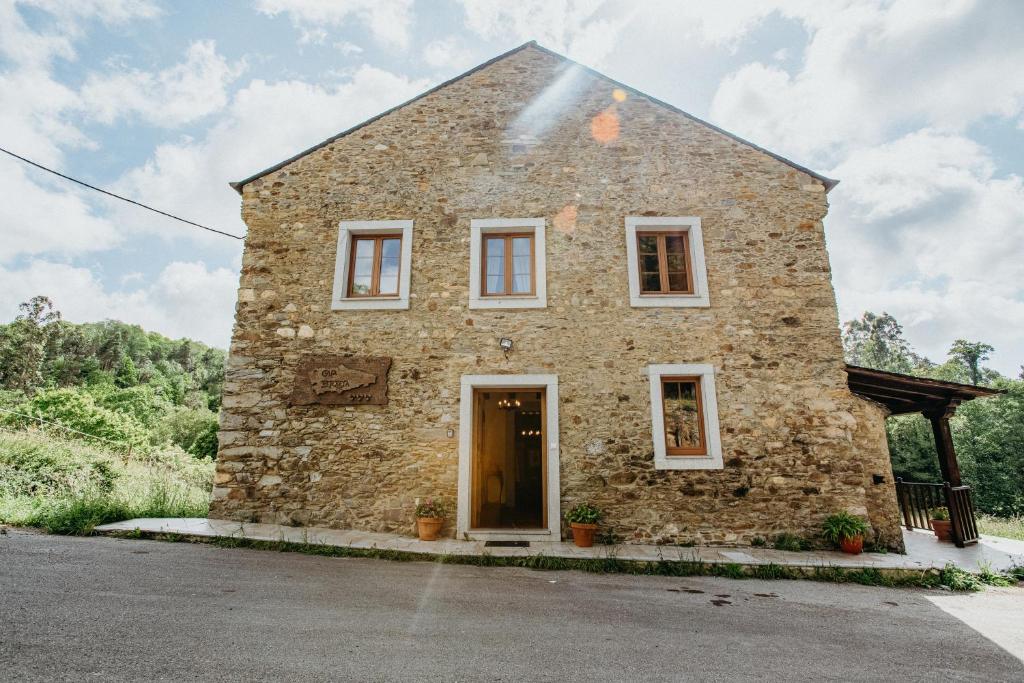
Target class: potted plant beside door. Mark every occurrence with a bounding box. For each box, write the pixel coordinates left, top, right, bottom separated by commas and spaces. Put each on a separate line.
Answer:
822, 511, 871, 555
930, 506, 953, 542
565, 503, 603, 548
414, 498, 447, 541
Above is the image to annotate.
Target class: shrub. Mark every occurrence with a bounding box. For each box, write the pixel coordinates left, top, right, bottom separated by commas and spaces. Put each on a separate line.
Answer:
772, 532, 810, 551
821, 511, 870, 546
565, 502, 603, 525
6, 387, 148, 448
930, 506, 950, 521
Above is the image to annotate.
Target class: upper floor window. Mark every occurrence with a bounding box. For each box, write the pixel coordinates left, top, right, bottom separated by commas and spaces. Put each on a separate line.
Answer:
348, 234, 402, 297
332, 220, 413, 310
469, 218, 546, 309
625, 217, 709, 307
648, 364, 722, 470
483, 233, 535, 296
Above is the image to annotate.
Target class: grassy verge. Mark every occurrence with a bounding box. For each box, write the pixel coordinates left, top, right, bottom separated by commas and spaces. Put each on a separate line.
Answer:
0, 429, 212, 535
108, 529, 1015, 592
977, 514, 1024, 541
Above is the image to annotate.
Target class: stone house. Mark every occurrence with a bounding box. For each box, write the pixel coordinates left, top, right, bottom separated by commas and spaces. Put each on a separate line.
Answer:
210, 42, 904, 550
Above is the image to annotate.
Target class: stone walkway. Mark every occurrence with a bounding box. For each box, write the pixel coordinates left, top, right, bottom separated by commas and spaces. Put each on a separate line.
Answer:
94, 518, 1024, 574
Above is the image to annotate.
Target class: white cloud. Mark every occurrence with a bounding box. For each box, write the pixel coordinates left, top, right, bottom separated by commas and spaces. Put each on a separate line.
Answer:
422, 37, 475, 72
0, 259, 239, 348
109, 65, 431, 248
0, 162, 121, 262
710, 0, 1024, 163
254, 0, 414, 48
333, 40, 363, 56
828, 130, 1024, 373
80, 41, 245, 127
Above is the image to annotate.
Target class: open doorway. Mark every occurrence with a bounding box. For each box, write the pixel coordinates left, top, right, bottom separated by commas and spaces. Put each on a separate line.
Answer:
471, 388, 546, 530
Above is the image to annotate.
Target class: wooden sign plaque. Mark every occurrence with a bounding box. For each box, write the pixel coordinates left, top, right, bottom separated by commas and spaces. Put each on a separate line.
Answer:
291, 356, 391, 406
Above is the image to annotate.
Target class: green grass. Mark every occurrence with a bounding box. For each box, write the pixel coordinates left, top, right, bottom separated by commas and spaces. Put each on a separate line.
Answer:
0, 429, 212, 535
977, 514, 1024, 541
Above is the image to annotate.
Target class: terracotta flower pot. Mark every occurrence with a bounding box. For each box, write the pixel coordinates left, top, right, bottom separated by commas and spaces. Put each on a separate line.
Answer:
931, 519, 952, 542
417, 517, 443, 541
839, 535, 863, 555
570, 522, 598, 548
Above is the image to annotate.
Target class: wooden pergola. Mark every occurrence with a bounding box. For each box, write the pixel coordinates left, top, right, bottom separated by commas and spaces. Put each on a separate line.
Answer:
845, 364, 1002, 546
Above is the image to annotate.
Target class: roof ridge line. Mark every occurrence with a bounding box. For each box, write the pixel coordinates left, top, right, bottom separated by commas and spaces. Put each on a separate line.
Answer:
230, 40, 837, 194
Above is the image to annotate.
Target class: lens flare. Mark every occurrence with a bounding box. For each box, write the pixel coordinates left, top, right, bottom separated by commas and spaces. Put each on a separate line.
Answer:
553, 204, 578, 233
590, 107, 619, 144
612, 88, 627, 103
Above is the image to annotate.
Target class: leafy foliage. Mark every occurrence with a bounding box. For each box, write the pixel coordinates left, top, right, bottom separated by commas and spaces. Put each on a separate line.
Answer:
842, 311, 1024, 516
414, 498, 448, 518
0, 296, 225, 459
821, 511, 870, 544
565, 502, 603, 524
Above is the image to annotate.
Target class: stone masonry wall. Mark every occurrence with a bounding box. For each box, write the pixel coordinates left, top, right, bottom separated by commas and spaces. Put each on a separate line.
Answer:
209, 46, 904, 550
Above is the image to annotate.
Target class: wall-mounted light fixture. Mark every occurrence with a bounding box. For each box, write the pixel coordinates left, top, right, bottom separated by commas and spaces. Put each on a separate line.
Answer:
499, 337, 514, 360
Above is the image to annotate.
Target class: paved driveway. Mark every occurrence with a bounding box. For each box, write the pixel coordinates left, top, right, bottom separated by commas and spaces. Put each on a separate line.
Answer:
2, 530, 1022, 682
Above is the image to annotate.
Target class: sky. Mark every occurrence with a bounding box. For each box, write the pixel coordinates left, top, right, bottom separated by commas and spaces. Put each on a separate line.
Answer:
1, 0, 1022, 376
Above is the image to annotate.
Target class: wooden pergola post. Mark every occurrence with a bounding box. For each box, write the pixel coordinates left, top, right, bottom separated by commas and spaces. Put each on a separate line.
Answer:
924, 402, 961, 488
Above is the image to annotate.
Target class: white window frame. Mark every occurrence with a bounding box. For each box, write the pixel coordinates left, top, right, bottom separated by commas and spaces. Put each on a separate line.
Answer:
647, 364, 723, 471
469, 218, 547, 309
331, 220, 414, 310
625, 216, 710, 307
457, 374, 560, 541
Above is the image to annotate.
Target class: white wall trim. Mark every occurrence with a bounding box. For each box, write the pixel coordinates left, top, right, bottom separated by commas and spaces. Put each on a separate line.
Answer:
625, 216, 710, 308
331, 220, 414, 310
468, 218, 547, 309
647, 364, 723, 471
457, 374, 560, 540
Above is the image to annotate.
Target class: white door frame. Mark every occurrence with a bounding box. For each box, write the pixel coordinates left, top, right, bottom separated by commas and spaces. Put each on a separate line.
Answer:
457, 374, 560, 541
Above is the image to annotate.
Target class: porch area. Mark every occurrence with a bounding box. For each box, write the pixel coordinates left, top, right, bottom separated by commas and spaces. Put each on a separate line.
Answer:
845, 365, 1003, 548
93, 517, 1024, 574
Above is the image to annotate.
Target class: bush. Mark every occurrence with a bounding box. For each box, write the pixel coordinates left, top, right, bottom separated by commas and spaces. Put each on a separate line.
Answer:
0, 430, 213, 535
151, 406, 220, 457
6, 388, 148, 448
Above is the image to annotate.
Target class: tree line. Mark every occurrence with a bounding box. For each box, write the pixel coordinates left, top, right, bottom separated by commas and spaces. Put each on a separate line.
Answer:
843, 312, 1023, 516
0, 296, 225, 458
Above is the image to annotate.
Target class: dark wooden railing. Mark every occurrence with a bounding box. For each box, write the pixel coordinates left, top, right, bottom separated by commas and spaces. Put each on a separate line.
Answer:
895, 478, 980, 547
896, 479, 944, 531
946, 483, 980, 547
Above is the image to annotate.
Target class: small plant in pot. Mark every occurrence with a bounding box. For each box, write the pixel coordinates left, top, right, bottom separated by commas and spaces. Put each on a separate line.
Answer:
930, 506, 952, 542
414, 498, 447, 541
565, 503, 603, 548
822, 511, 871, 555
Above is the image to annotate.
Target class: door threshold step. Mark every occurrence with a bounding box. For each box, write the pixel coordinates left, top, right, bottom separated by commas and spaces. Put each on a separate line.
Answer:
484, 540, 531, 548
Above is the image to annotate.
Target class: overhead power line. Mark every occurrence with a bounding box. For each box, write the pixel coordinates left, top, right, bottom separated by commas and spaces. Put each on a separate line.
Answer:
0, 146, 245, 241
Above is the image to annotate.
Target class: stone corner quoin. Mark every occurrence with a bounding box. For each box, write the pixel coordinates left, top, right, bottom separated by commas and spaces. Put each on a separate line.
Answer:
210, 45, 904, 551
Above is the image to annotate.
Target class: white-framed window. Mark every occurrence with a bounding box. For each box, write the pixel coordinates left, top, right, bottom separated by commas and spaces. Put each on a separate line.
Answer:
625, 216, 710, 307
647, 364, 723, 470
331, 220, 414, 310
469, 218, 546, 309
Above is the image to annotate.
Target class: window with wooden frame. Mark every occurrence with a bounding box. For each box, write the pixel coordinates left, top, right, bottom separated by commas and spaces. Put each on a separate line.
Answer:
659, 376, 706, 456
469, 218, 547, 309
347, 234, 402, 298
647, 363, 722, 470
331, 220, 413, 311
625, 217, 709, 308
637, 231, 693, 295
482, 233, 535, 297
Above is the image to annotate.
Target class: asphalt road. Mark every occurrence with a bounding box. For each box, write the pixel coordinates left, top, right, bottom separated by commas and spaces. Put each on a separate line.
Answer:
2, 530, 1022, 682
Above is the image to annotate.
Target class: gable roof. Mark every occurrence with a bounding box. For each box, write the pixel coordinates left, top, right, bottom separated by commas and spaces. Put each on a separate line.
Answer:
230, 41, 838, 194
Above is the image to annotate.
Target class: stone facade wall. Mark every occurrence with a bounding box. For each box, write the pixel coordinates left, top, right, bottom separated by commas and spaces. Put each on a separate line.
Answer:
210, 46, 904, 550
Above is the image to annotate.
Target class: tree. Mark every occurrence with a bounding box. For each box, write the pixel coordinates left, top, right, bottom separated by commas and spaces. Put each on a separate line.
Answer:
114, 355, 139, 388
948, 339, 995, 386
841, 311, 916, 373
0, 296, 62, 392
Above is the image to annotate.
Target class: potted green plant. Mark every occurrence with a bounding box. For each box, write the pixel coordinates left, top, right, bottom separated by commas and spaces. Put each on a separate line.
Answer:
822, 511, 871, 555
414, 498, 447, 541
930, 506, 952, 542
565, 503, 603, 548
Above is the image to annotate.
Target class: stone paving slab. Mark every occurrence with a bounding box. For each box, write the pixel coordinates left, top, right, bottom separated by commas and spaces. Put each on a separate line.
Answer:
94, 518, 1024, 573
